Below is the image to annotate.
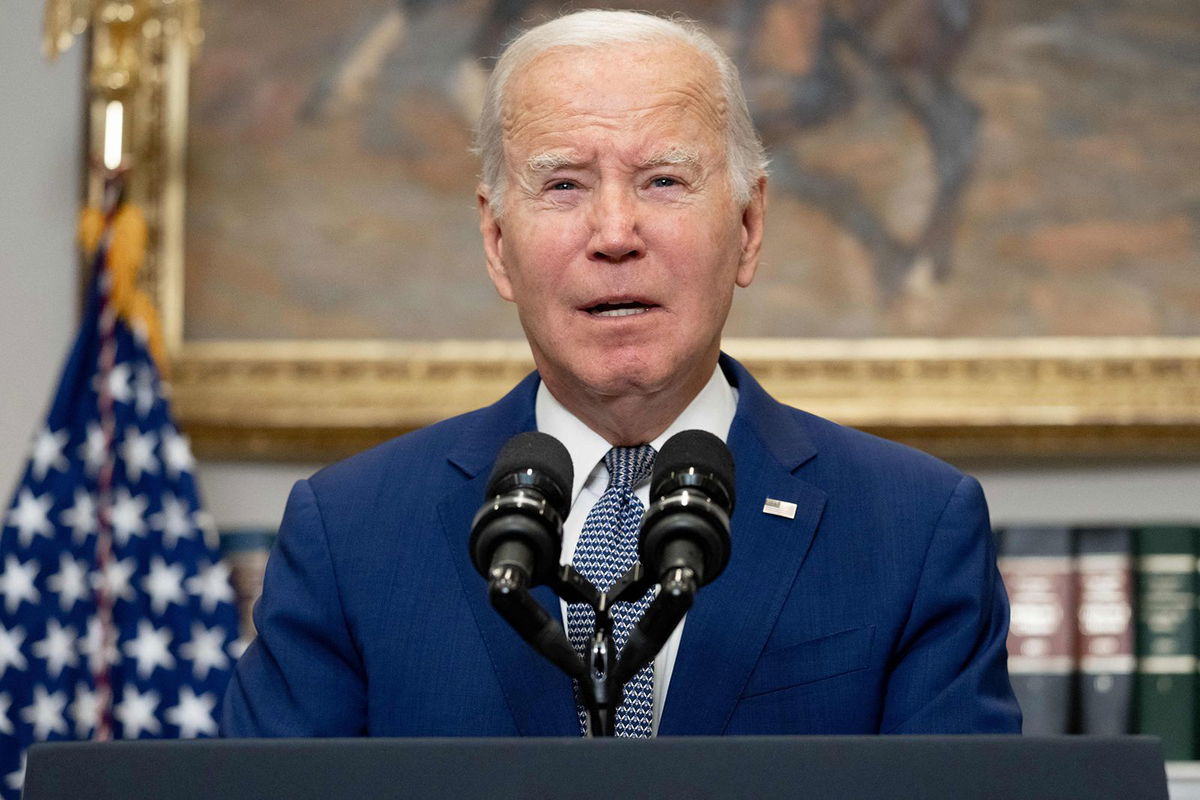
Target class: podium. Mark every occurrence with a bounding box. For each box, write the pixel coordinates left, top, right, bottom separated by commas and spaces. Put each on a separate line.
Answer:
24, 735, 1167, 799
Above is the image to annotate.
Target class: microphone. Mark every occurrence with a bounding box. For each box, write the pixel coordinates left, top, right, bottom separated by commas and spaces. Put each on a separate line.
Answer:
469, 432, 585, 684
614, 429, 735, 687
638, 429, 734, 586
469, 431, 573, 587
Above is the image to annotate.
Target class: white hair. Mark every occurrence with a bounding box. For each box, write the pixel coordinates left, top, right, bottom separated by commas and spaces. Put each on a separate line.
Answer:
474, 9, 768, 215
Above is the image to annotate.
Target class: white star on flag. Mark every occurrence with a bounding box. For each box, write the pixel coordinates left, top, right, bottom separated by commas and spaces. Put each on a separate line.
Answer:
186, 561, 235, 614
123, 619, 175, 679
110, 488, 149, 546
31, 620, 79, 679
100, 362, 133, 405
92, 556, 137, 603
46, 553, 89, 612
180, 623, 231, 680
4, 755, 23, 793
0, 694, 11, 736
160, 428, 196, 479
0, 556, 41, 614
29, 428, 69, 483
164, 686, 218, 738
142, 557, 186, 615
0, 627, 28, 677
5, 489, 55, 549
114, 685, 161, 738
148, 493, 195, 550
79, 421, 107, 475
70, 683, 100, 738
58, 489, 98, 545
120, 427, 159, 482
21, 686, 68, 741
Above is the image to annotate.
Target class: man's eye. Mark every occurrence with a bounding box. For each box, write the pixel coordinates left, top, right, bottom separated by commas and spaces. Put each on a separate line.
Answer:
550, 181, 577, 191
650, 176, 679, 188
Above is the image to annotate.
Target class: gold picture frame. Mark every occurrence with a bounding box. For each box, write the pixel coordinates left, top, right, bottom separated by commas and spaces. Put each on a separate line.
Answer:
79, 4, 1200, 462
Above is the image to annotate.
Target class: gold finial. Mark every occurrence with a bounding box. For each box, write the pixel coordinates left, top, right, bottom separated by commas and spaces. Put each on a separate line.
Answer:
42, 0, 90, 60
42, 1, 203, 67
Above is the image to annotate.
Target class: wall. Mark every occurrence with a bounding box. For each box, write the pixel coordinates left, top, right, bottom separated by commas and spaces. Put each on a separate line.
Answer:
1, 8, 1197, 533
0, 2, 83, 502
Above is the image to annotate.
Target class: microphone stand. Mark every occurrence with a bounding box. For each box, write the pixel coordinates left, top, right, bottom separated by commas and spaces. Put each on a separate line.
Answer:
485, 561, 697, 737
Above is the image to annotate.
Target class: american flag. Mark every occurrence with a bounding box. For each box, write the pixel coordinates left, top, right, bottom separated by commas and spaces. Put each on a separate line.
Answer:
0, 204, 239, 797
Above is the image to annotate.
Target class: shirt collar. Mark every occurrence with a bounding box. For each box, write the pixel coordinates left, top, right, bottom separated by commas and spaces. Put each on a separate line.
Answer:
535, 365, 738, 504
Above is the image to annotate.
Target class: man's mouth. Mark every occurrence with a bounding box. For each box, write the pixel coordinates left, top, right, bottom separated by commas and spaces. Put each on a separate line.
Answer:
585, 301, 657, 317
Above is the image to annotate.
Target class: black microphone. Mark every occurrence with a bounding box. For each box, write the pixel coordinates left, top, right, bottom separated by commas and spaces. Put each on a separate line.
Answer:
469, 431, 573, 587
638, 429, 734, 586
469, 432, 585, 684
614, 430, 735, 686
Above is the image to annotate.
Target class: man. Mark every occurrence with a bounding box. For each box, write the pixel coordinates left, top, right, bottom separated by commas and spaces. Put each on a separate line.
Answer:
222, 10, 1020, 737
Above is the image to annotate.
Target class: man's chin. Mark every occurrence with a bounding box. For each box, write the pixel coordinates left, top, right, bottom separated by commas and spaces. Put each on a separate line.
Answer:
538, 354, 662, 400
563, 355, 703, 404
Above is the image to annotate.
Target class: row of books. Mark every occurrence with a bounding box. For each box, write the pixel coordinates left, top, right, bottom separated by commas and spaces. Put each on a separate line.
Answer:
998, 525, 1200, 759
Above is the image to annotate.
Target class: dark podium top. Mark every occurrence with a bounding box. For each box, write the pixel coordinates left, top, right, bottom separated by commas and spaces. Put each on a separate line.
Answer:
25, 735, 1168, 800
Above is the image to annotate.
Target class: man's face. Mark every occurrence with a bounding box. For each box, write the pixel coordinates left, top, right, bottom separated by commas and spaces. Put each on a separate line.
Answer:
479, 40, 765, 409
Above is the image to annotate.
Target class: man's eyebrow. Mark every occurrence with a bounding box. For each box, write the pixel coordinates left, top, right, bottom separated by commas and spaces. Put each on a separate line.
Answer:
525, 152, 582, 172
638, 147, 702, 170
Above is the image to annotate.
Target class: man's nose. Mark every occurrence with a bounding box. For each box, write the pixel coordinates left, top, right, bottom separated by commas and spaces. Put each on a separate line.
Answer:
587, 184, 644, 262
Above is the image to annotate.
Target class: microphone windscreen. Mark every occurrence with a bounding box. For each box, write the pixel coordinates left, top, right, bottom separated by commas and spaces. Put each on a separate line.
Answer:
486, 431, 574, 516
651, 429, 735, 510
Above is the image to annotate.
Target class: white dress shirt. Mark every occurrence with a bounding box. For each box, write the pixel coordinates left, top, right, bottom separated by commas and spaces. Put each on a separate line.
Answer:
535, 365, 738, 733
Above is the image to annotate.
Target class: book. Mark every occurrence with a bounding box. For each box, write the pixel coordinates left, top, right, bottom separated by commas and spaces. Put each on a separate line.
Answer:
219, 528, 277, 654
1075, 527, 1135, 735
997, 526, 1077, 734
1135, 526, 1199, 760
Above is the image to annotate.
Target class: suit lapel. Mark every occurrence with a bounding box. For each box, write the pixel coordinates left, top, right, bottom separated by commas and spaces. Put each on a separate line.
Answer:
438, 373, 579, 736
659, 357, 827, 735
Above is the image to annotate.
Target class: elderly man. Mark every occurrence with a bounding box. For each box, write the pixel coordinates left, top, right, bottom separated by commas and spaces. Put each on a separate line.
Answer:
222, 10, 1020, 737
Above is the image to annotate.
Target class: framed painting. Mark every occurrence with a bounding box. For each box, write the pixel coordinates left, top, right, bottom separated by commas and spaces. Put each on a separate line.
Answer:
86, 0, 1200, 459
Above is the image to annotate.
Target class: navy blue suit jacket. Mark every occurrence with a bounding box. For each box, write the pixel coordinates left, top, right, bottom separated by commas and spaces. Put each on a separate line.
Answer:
221, 356, 1020, 736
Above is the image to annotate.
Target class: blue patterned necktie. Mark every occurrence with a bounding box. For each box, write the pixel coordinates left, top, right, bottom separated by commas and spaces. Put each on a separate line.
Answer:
567, 444, 657, 737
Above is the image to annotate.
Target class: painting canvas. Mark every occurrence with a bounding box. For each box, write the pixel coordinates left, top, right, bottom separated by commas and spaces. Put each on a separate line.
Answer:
183, 0, 1200, 343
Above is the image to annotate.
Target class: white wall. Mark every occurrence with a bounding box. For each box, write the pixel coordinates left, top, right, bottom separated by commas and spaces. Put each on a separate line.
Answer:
0, 3, 83, 501
1, 8, 1196, 534
967, 460, 1199, 527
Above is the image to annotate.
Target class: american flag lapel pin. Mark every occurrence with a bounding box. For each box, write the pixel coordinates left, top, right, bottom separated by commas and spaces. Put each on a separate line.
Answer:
762, 497, 798, 519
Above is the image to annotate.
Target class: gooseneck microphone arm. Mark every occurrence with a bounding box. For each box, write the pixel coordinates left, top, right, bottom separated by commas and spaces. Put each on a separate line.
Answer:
486, 565, 584, 682
610, 567, 696, 687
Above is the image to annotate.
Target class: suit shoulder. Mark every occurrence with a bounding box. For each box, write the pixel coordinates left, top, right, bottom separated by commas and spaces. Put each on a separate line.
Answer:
777, 406, 986, 550
790, 406, 966, 492
307, 406, 487, 498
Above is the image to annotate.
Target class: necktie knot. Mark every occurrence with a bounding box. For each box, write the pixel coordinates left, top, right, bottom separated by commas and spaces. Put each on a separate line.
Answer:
603, 445, 656, 491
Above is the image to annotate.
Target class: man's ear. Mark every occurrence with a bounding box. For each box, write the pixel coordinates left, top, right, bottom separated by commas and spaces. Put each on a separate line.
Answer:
735, 176, 767, 288
478, 187, 515, 302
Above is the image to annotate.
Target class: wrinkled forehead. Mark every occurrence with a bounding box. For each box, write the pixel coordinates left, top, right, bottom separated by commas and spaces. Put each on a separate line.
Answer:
499, 40, 728, 148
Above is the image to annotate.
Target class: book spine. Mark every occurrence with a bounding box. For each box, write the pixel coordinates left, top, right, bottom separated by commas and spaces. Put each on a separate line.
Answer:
1075, 527, 1135, 735
220, 528, 277, 655
997, 527, 1076, 734
1135, 526, 1198, 760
